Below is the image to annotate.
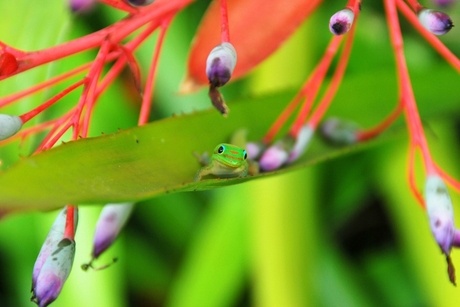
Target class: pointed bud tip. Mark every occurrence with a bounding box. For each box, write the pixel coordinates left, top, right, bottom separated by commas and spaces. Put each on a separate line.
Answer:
329, 8, 355, 35
418, 9, 454, 35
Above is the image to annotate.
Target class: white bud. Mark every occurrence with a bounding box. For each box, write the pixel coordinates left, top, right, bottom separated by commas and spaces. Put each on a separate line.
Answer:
0, 114, 22, 140
287, 125, 314, 163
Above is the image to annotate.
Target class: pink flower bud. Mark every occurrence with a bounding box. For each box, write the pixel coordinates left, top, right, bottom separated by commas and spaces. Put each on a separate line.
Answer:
246, 142, 266, 160
287, 125, 314, 163
92, 203, 134, 259
0, 114, 22, 140
31, 207, 78, 307
418, 8, 454, 35
206, 42, 237, 87
259, 137, 294, 171
329, 8, 355, 35
320, 117, 359, 145
425, 175, 456, 254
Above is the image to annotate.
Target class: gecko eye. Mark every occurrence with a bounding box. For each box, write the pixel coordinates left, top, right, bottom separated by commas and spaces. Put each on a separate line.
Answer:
217, 145, 225, 154
243, 151, 247, 160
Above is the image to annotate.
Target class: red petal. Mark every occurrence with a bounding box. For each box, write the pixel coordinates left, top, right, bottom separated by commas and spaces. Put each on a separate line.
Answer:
181, 0, 322, 92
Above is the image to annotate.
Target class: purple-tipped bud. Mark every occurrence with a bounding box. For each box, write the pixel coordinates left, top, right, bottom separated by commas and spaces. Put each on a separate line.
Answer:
0, 114, 22, 140
287, 125, 314, 163
92, 203, 134, 259
425, 175, 456, 255
68, 0, 96, 13
32, 207, 78, 289
32, 207, 78, 307
259, 136, 295, 171
32, 239, 76, 307
418, 9, 454, 35
206, 42, 237, 87
329, 8, 355, 35
320, 117, 359, 145
127, 0, 154, 7
246, 142, 266, 160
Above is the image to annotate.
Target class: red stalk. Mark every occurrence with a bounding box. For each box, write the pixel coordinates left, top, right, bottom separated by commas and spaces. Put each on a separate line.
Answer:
138, 18, 172, 125
64, 205, 77, 240
220, 0, 230, 43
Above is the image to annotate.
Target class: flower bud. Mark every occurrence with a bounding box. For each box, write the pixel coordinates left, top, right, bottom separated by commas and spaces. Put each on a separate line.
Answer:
418, 8, 454, 35
92, 203, 134, 259
246, 142, 266, 160
68, 0, 96, 13
259, 136, 295, 171
206, 42, 237, 87
31, 206, 78, 307
32, 239, 76, 307
287, 125, 314, 163
329, 8, 355, 35
0, 114, 22, 140
320, 117, 359, 145
425, 175, 456, 255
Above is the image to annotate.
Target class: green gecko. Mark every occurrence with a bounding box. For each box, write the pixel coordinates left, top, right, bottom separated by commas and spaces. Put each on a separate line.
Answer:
194, 143, 249, 181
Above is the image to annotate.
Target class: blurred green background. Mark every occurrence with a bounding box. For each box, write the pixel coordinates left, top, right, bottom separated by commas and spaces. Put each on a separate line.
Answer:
1, 0, 460, 306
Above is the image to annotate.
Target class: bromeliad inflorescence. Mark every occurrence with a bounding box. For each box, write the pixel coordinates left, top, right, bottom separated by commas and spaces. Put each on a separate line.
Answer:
0, 0, 459, 305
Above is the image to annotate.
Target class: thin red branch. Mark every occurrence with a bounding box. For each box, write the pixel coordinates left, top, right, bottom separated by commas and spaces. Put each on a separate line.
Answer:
220, 0, 230, 43
138, 18, 172, 125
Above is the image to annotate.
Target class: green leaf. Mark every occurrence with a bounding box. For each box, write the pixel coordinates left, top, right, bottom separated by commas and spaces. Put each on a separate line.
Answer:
0, 66, 459, 211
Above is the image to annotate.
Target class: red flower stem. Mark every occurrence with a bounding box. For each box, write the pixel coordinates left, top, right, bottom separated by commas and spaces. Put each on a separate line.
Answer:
396, 0, 460, 73
220, 0, 230, 43
408, 145, 425, 207
80, 39, 113, 138
138, 18, 172, 125
0, 64, 89, 109
0, 0, 191, 81
289, 35, 343, 138
95, 22, 160, 99
405, 0, 424, 12
262, 35, 343, 144
385, 0, 437, 182
356, 101, 403, 141
36, 110, 74, 151
262, 93, 303, 144
19, 79, 85, 124
308, 16, 358, 129
40, 119, 74, 151
64, 205, 77, 240
98, 0, 139, 14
